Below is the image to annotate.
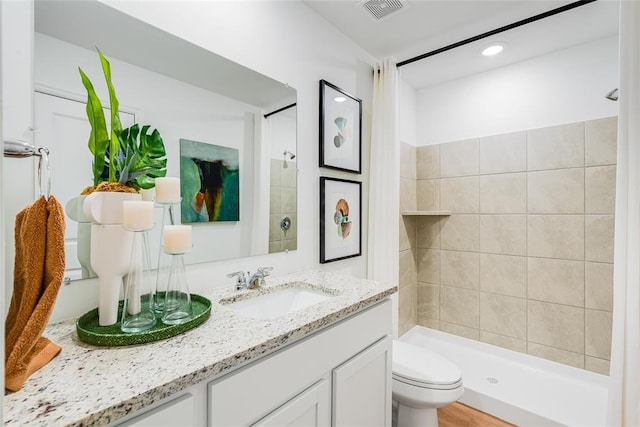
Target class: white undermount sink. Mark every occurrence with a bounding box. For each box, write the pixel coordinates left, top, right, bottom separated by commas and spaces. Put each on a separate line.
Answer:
221, 286, 336, 320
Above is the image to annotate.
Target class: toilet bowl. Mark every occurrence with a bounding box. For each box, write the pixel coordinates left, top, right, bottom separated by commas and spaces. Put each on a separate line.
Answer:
392, 340, 464, 427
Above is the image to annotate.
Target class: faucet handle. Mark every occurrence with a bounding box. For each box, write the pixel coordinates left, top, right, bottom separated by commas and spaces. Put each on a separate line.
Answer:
257, 266, 273, 276
227, 271, 247, 290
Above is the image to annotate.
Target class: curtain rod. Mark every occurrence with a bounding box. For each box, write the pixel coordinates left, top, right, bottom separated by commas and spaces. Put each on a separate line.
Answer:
264, 103, 297, 119
396, 0, 597, 68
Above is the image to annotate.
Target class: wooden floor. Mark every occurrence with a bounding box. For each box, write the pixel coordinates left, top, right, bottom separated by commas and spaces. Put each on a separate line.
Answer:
438, 402, 515, 427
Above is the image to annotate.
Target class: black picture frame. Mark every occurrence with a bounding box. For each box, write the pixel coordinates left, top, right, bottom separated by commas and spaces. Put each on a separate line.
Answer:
319, 177, 362, 263
319, 79, 362, 173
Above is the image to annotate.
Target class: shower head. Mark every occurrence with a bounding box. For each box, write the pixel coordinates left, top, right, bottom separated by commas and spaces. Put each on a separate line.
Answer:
605, 88, 619, 101
283, 150, 296, 160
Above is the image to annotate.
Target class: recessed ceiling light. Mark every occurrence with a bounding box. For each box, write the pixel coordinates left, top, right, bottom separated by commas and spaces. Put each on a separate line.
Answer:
481, 43, 506, 57
334, 96, 347, 103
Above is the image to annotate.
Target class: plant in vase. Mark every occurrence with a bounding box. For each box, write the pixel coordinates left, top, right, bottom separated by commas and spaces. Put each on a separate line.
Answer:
77, 49, 167, 326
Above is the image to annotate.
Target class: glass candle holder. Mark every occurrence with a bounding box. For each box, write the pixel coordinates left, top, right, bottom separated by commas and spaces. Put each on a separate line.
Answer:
161, 224, 193, 325
154, 201, 179, 314
121, 229, 157, 333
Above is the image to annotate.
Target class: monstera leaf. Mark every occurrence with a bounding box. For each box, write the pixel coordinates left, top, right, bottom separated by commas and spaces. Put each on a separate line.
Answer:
116, 124, 167, 190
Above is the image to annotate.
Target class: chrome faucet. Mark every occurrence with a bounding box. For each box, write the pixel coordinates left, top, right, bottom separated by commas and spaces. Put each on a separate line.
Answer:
227, 267, 273, 290
248, 267, 273, 289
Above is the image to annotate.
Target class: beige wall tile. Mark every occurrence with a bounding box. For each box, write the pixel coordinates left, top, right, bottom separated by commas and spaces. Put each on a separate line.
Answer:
417, 179, 440, 211
527, 122, 585, 171
528, 300, 584, 353
281, 164, 297, 188
441, 286, 479, 329
417, 249, 440, 284
480, 292, 527, 339
399, 283, 418, 337
480, 253, 527, 297
269, 241, 281, 253
527, 215, 585, 260
440, 138, 479, 178
479, 131, 527, 174
441, 215, 480, 252
270, 159, 282, 187
586, 166, 616, 214
585, 262, 614, 311
528, 169, 584, 214
585, 116, 617, 167
418, 318, 440, 330
480, 331, 527, 353
585, 215, 615, 263
439, 321, 480, 341
417, 216, 441, 249
441, 250, 480, 290
527, 257, 585, 307
441, 176, 479, 213
417, 144, 440, 179
418, 282, 440, 321
585, 309, 612, 360
399, 249, 417, 288
480, 215, 527, 256
281, 187, 296, 213
480, 173, 527, 214
400, 216, 417, 252
401, 142, 417, 179
270, 186, 281, 214
269, 214, 282, 241
527, 342, 585, 369
585, 356, 611, 376
282, 238, 297, 251
400, 178, 417, 212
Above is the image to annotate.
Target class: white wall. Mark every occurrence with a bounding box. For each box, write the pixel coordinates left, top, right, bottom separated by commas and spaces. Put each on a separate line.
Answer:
399, 78, 417, 147
1, 1, 377, 322
414, 36, 619, 145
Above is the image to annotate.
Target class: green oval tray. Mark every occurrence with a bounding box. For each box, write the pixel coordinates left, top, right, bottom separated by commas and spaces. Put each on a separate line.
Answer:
76, 294, 211, 347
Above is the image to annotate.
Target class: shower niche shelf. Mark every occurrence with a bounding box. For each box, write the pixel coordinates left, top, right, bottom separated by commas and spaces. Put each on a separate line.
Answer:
401, 210, 451, 216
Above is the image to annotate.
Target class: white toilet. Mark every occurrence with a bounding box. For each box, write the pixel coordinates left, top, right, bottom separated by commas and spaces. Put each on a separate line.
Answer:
392, 340, 464, 427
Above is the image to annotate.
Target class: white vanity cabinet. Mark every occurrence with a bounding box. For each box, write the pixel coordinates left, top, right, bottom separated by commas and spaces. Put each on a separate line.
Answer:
209, 300, 392, 426
113, 299, 392, 427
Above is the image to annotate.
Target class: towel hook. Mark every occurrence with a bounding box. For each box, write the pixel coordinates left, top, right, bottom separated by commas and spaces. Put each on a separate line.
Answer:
37, 146, 51, 199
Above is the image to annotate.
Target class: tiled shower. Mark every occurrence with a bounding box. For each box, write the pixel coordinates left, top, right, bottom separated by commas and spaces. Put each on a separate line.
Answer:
269, 158, 298, 253
399, 116, 617, 375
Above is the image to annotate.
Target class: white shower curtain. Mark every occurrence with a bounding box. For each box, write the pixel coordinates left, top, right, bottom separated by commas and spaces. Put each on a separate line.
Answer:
607, 2, 640, 425
367, 59, 399, 286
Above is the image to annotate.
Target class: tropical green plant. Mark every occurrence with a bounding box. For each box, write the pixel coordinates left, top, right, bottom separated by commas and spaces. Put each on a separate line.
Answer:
78, 49, 166, 191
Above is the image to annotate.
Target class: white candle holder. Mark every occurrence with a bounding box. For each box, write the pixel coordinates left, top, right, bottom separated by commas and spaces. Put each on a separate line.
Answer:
121, 226, 156, 333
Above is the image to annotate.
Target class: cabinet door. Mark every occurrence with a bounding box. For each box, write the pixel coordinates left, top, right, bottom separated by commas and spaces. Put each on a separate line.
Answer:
332, 336, 392, 427
253, 378, 330, 427
117, 393, 196, 427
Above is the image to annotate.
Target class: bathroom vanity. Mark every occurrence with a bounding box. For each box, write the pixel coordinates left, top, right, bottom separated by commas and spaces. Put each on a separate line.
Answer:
3, 271, 396, 426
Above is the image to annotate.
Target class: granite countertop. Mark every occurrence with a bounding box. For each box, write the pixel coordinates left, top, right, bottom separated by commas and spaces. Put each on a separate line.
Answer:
4, 271, 397, 427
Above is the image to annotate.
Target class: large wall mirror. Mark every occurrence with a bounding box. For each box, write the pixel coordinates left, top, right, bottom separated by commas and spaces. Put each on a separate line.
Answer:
32, 0, 297, 282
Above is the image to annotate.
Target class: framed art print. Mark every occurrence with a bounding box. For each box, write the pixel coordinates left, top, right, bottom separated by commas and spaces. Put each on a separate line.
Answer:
319, 177, 362, 263
319, 80, 362, 173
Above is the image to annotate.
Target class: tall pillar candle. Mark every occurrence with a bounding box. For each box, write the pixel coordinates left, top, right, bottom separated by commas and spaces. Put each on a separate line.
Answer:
164, 225, 192, 254
155, 177, 181, 203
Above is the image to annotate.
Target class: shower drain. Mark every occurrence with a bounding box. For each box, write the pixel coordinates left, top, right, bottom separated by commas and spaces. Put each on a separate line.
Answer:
486, 377, 499, 384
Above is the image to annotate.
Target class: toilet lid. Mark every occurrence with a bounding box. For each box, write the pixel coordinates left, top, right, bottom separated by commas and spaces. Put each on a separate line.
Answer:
392, 340, 462, 387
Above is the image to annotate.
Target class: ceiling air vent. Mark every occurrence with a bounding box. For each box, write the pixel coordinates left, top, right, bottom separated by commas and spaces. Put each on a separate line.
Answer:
358, 0, 408, 22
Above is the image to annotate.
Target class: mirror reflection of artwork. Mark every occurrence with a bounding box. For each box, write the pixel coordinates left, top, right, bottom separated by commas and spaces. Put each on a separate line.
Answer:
179, 139, 239, 223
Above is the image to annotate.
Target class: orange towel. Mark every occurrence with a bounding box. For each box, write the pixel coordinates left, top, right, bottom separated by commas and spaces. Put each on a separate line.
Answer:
5, 195, 66, 392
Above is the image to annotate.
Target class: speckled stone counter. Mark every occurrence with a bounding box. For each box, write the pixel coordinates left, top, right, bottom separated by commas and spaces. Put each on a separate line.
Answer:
4, 271, 397, 426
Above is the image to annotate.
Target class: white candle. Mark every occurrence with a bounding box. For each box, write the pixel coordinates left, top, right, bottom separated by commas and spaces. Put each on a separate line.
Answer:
155, 177, 181, 203
164, 225, 192, 254
122, 201, 154, 230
